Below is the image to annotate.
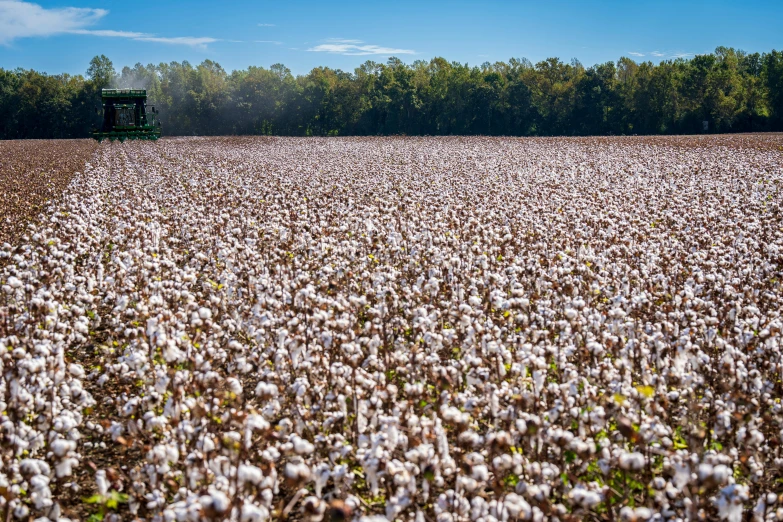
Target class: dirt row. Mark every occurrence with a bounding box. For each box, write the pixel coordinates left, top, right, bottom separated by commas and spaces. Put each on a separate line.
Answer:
0, 139, 98, 245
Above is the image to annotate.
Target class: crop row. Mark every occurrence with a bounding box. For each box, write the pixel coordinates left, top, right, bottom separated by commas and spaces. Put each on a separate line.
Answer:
0, 135, 782, 521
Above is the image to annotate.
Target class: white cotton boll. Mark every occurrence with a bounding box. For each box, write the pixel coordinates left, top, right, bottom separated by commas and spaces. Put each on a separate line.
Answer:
165, 444, 180, 464
55, 457, 77, 477
457, 476, 478, 492
284, 460, 312, 483
95, 470, 109, 496
20, 459, 45, 476
246, 414, 270, 432
50, 439, 75, 457
155, 331, 168, 347
31, 489, 53, 511
698, 463, 714, 482
68, 363, 85, 378
238, 464, 264, 486
227, 377, 243, 395
748, 429, 764, 446
503, 493, 532, 520
198, 307, 212, 320
256, 382, 278, 398
515, 419, 527, 435
618, 452, 645, 471
587, 341, 604, 356
672, 460, 691, 489
241, 503, 270, 522
163, 341, 185, 363
262, 447, 281, 462
532, 370, 545, 395
564, 308, 577, 320
569, 487, 603, 508
122, 397, 140, 417
29, 474, 49, 491
715, 484, 749, 522
209, 491, 230, 513
202, 436, 216, 453
293, 437, 315, 455
12, 504, 29, 519
441, 406, 461, 422
712, 464, 731, 485
471, 464, 489, 482
314, 463, 330, 497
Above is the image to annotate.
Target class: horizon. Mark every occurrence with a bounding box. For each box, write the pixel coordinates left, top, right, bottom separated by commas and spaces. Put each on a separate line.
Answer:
1, 0, 782, 76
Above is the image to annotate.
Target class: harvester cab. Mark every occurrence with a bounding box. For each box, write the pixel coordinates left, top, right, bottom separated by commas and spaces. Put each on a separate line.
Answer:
92, 89, 161, 142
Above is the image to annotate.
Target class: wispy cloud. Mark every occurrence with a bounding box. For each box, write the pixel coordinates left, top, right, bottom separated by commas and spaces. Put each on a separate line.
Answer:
0, 0, 219, 47
255, 40, 283, 45
628, 50, 695, 60
307, 38, 415, 56
134, 36, 218, 47
70, 28, 218, 47
70, 29, 143, 38
258, 23, 276, 27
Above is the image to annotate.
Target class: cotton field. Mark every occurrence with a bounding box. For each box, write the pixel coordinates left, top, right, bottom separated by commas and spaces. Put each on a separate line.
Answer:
1, 135, 783, 522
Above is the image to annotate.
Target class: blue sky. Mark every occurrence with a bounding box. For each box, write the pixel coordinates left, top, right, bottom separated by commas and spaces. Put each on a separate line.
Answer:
1, 0, 782, 76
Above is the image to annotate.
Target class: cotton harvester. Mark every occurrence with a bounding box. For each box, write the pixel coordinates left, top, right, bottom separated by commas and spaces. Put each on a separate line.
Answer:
92, 89, 161, 142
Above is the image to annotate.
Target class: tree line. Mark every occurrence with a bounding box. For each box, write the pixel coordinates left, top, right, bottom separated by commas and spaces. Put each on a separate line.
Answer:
1, 47, 782, 139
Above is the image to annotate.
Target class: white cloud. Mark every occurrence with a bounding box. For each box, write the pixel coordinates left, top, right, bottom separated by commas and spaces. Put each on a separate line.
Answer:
0, 0, 218, 48
258, 23, 276, 27
325, 38, 363, 44
307, 39, 415, 56
73, 29, 218, 48
70, 29, 145, 38
255, 40, 283, 45
630, 50, 694, 60
0, 0, 107, 43
134, 36, 218, 47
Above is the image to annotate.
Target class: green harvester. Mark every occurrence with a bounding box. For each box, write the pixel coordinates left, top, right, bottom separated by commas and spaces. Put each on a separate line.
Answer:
92, 89, 161, 142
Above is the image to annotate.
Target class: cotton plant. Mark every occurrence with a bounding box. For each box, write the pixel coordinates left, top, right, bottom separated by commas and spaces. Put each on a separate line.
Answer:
0, 135, 782, 520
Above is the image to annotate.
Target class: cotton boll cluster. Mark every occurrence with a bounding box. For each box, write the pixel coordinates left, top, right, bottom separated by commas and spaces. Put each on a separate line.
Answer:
0, 135, 782, 520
